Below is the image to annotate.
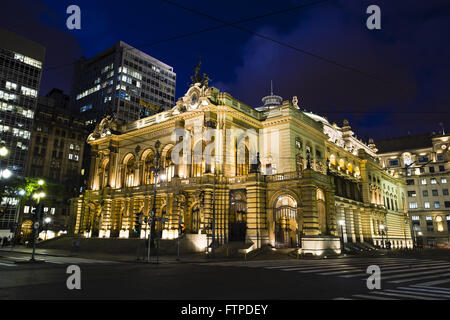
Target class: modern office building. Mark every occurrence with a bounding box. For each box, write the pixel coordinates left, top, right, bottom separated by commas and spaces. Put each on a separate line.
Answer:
376, 133, 450, 247
16, 89, 89, 241
0, 28, 45, 236
69, 76, 412, 255
70, 41, 176, 126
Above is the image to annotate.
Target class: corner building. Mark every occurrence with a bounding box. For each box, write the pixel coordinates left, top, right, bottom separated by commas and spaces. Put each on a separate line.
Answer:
70, 82, 412, 255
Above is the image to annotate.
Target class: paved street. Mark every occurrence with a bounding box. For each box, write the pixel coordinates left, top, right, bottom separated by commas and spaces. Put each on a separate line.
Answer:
1, 250, 450, 300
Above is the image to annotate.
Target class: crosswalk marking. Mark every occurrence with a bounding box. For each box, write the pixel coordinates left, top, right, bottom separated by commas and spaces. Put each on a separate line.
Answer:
351, 294, 395, 300
414, 278, 450, 287
399, 286, 450, 295
365, 291, 441, 300
383, 268, 450, 281
389, 272, 450, 284
0, 262, 16, 267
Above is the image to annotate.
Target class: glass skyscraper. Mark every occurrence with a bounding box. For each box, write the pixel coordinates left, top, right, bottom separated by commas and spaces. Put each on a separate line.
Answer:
0, 28, 45, 234
70, 41, 176, 125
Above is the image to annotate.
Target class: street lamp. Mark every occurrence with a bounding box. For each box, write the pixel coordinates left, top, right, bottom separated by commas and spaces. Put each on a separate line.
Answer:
44, 217, 52, 240
380, 224, 385, 249
0, 146, 8, 157
338, 220, 345, 253
1, 168, 12, 179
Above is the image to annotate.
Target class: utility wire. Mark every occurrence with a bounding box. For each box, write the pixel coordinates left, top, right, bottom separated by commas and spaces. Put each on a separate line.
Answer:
43, 0, 330, 71
162, 0, 399, 88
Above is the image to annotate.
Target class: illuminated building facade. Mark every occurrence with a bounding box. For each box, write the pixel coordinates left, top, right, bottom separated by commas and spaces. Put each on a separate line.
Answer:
0, 28, 45, 235
377, 133, 450, 247
70, 79, 412, 254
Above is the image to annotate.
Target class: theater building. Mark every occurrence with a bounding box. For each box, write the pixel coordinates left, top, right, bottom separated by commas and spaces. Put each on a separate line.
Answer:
69, 78, 412, 255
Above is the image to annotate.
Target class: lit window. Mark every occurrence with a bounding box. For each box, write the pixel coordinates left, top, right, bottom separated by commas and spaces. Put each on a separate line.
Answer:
68, 154, 73, 160
24, 206, 30, 213
434, 202, 440, 208
70, 144, 74, 150
421, 179, 427, 185
43, 207, 48, 212
409, 202, 418, 209
442, 178, 447, 184
426, 216, 432, 221
51, 208, 55, 215
424, 202, 430, 209
431, 178, 437, 184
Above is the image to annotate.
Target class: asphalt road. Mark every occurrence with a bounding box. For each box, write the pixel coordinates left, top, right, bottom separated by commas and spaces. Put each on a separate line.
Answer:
1, 251, 450, 300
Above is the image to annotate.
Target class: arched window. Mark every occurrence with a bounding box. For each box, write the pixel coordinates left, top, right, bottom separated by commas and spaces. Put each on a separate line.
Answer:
236, 140, 249, 176
164, 149, 175, 181
100, 159, 109, 189
124, 155, 135, 187
143, 152, 155, 184
317, 188, 327, 234
192, 141, 206, 177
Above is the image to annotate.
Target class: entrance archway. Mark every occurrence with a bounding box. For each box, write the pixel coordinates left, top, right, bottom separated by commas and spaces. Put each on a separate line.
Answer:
274, 195, 298, 247
229, 190, 247, 242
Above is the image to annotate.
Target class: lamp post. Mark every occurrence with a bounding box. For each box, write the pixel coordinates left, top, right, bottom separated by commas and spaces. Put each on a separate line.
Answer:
211, 168, 216, 259
338, 220, 345, 253
30, 190, 45, 262
380, 224, 385, 249
147, 141, 161, 262
44, 217, 52, 240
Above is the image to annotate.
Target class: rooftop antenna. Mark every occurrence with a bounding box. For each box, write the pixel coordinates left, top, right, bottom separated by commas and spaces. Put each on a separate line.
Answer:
270, 80, 273, 95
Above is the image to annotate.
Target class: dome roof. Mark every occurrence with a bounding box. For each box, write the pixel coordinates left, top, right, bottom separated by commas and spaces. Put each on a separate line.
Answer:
303, 111, 329, 125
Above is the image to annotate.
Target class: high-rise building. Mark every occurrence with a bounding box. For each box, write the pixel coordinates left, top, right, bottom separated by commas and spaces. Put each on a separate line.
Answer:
376, 133, 450, 247
0, 28, 45, 236
70, 41, 176, 125
15, 89, 88, 241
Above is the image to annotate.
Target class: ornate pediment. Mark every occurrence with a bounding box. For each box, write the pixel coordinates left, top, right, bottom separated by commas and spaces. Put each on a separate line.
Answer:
87, 115, 122, 141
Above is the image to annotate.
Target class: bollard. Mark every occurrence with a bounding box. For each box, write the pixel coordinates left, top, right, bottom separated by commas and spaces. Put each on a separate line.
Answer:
226, 246, 229, 257
244, 251, 247, 260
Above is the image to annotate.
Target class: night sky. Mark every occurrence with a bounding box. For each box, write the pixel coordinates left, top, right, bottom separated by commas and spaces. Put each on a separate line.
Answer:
1, 0, 449, 141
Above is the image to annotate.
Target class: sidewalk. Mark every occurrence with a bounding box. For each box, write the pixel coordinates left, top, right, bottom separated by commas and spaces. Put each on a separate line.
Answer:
0, 245, 247, 264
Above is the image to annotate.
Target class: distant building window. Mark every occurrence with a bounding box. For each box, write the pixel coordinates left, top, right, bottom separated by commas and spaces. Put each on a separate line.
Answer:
406, 179, 414, 185
70, 144, 74, 150
423, 190, 428, 197
443, 189, 449, 196
80, 104, 93, 112
412, 216, 420, 221
421, 179, 427, 185
434, 202, 440, 208
418, 156, 429, 163
426, 216, 432, 221
389, 160, 399, 166
409, 202, 418, 209
431, 178, 437, 184
424, 202, 430, 209
445, 201, 450, 208
429, 166, 435, 173
68, 154, 73, 160
442, 178, 447, 184
51, 208, 55, 215
24, 206, 30, 213
439, 165, 445, 172
432, 190, 438, 196
437, 154, 444, 161
407, 191, 416, 197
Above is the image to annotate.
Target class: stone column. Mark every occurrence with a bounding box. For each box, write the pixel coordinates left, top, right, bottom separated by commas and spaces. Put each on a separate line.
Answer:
353, 207, 364, 243
301, 170, 320, 236
246, 174, 267, 248
344, 206, 356, 243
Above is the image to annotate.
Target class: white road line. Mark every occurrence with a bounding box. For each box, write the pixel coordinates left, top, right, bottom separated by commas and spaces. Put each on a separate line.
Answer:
369, 291, 441, 300
273, 261, 419, 272
413, 278, 450, 287
385, 288, 450, 299
398, 286, 450, 295
320, 262, 447, 276
0, 262, 16, 267
333, 297, 355, 300
383, 268, 450, 281
298, 266, 362, 273
389, 272, 450, 284
412, 285, 450, 292
352, 294, 396, 300
341, 265, 450, 279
